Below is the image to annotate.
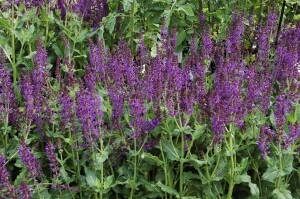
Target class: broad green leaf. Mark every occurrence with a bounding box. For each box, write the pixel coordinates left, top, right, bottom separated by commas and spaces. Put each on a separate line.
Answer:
0, 18, 12, 30
106, 15, 117, 34
123, 0, 133, 12
192, 124, 206, 141
234, 174, 251, 184
282, 155, 293, 175
141, 152, 164, 166
249, 182, 259, 197
161, 141, 180, 161
95, 151, 109, 168
157, 181, 179, 197
85, 168, 101, 192
178, 4, 194, 16
272, 188, 292, 199
103, 175, 114, 190
262, 167, 278, 183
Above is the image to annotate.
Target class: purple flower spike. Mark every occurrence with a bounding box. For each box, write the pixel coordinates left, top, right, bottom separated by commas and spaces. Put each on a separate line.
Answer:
45, 140, 60, 178
19, 181, 32, 199
18, 137, 43, 179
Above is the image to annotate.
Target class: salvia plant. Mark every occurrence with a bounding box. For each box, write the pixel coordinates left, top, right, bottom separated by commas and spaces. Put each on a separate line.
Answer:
0, 0, 300, 199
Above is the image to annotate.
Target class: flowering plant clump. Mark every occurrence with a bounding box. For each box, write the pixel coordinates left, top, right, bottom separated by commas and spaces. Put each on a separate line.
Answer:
0, 1, 300, 198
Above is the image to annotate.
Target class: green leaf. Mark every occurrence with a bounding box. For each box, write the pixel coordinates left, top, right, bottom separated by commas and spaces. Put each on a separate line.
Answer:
123, 0, 133, 12
272, 188, 292, 199
192, 124, 206, 141
95, 151, 109, 168
262, 167, 278, 183
0, 18, 12, 30
178, 4, 194, 16
249, 182, 259, 197
141, 152, 164, 166
282, 155, 293, 175
60, 167, 72, 184
85, 168, 101, 192
163, 10, 172, 27
106, 15, 117, 34
161, 141, 180, 161
157, 181, 179, 197
234, 174, 251, 184
103, 175, 114, 190
269, 110, 276, 127
176, 30, 186, 46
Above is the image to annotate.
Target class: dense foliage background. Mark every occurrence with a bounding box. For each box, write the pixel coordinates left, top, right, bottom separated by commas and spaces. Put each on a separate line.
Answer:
0, 0, 300, 199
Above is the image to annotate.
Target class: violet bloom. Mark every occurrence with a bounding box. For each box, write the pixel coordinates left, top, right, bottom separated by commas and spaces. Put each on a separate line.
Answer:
60, 86, 77, 132
129, 95, 146, 138
33, 38, 51, 131
20, 72, 35, 128
76, 88, 103, 149
74, 0, 109, 28
45, 140, 60, 178
283, 123, 300, 150
18, 137, 43, 178
0, 155, 17, 197
56, 0, 66, 19
19, 181, 32, 199
256, 11, 278, 112
274, 92, 290, 133
210, 10, 246, 142
258, 126, 275, 159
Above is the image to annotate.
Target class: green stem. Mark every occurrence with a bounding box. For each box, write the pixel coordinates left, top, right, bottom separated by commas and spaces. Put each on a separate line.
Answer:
226, 129, 235, 199
130, 135, 137, 199
160, 139, 169, 199
275, 144, 283, 188
275, 0, 286, 47
179, 130, 184, 196
130, 0, 135, 52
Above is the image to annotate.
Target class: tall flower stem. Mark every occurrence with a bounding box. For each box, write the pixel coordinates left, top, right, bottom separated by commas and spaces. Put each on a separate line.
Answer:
130, 1, 135, 52
275, 143, 283, 188
130, 134, 137, 199
11, 0, 19, 100
226, 125, 235, 199
179, 129, 184, 195
275, 0, 286, 46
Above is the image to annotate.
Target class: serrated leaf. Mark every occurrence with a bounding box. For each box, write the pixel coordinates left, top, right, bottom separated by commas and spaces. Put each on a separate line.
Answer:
192, 124, 206, 141
103, 175, 114, 190
141, 152, 164, 166
85, 168, 101, 192
272, 188, 292, 199
262, 167, 278, 183
0, 18, 12, 30
106, 15, 116, 34
234, 174, 251, 184
123, 0, 133, 12
157, 181, 179, 197
161, 141, 180, 161
249, 182, 259, 197
179, 4, 194, 16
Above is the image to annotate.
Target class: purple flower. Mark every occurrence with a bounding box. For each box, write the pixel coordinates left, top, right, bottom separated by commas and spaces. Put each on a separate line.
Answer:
33, 38, 51, 131
18, 137, 43, 178
20, 72, 35, 127
76, 88, 103, 148
0, 155, 17, 198
129, 95, 146, 138
258, 126, 275, 158
210, 10, 246, 142
60, 86, 77, 132
56, 0, 66, 19
274, 92, 290, 132
283, 123, 300, 150
19, 181, 32, 199
45, 140, 60, 178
